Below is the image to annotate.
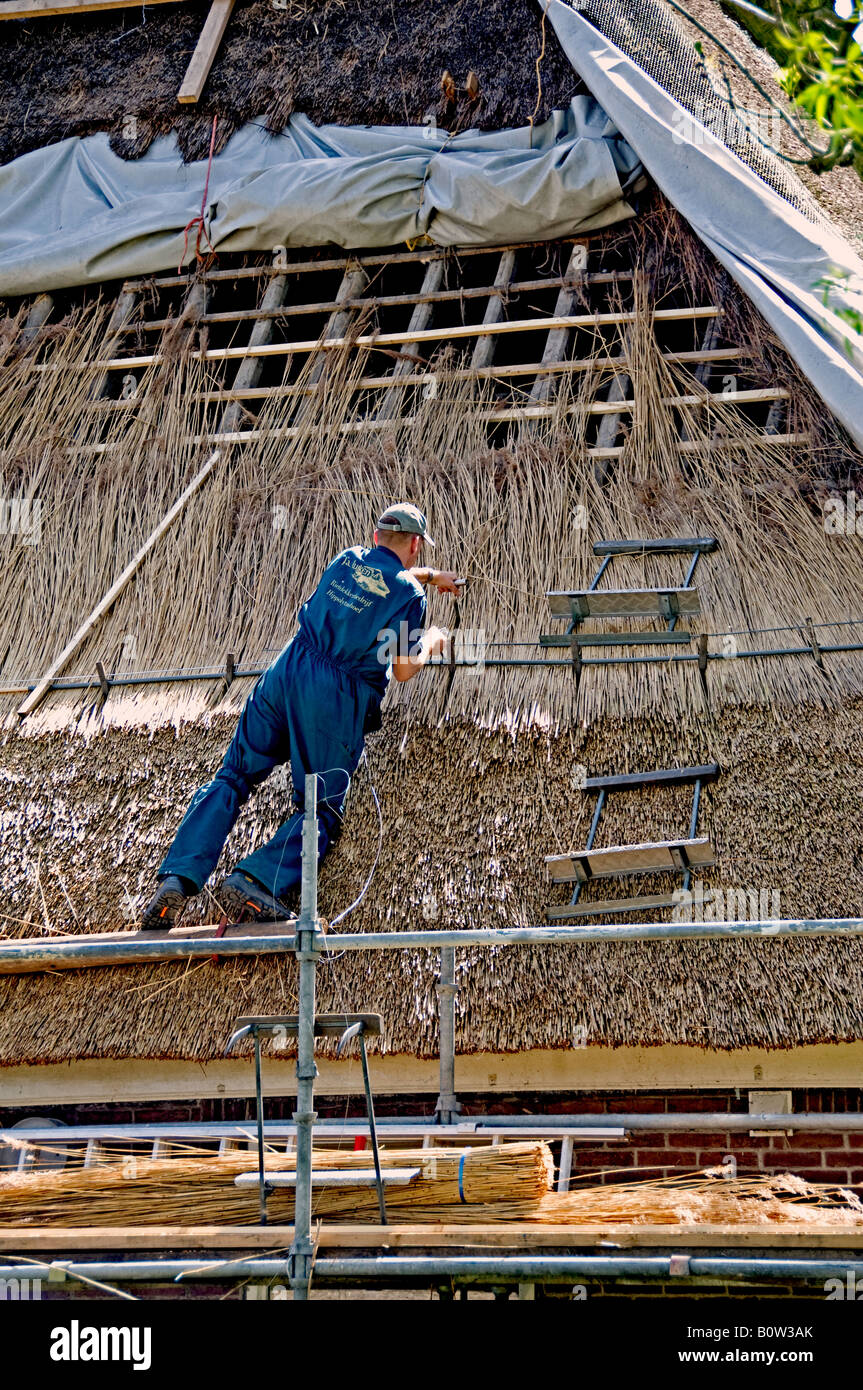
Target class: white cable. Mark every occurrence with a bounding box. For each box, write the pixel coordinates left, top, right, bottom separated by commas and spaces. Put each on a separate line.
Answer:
326, 752, 384, 936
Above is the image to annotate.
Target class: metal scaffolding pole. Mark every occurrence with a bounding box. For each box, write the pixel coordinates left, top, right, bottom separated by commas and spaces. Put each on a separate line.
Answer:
3, 918, 863, 976
4, 1255, 863, 1287
435, 947, 460, 1124
288, 774, 324, 1302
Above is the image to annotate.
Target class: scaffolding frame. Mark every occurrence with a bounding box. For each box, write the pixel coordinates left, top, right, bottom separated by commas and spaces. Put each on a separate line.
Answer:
3, 778, 863, 1294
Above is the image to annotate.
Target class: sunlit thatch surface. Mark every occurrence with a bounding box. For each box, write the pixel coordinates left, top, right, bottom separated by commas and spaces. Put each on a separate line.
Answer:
0, 699, 861, 1061
1, 209, 862, 1067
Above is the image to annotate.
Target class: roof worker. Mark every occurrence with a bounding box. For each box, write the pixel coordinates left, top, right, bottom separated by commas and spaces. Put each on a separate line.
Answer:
141, 504, 461, 929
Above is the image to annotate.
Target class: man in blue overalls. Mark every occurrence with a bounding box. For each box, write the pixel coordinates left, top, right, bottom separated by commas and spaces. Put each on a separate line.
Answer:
141, 503, 460, 928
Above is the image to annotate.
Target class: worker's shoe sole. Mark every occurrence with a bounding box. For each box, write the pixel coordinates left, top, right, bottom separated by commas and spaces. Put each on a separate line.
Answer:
139, 876, 193, 931
217, 871, 298, 925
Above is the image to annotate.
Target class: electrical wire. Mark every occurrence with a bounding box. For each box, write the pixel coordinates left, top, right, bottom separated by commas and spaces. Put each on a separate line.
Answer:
326, 753, 385, 937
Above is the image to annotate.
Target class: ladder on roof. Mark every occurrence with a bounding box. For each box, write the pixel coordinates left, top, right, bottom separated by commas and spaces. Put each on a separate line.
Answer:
545, 763, 720, 922
541, 536, 718, 681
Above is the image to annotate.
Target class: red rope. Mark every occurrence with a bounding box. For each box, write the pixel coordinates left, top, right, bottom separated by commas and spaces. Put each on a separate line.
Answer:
178, 115, 219, 275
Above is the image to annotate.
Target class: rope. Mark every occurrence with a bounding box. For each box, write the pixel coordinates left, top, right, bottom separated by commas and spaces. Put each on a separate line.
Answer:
178, 115, 219, 276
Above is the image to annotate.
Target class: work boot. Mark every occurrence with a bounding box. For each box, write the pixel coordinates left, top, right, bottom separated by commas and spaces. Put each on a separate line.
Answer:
217, 870, 298, 925
139, 875, 196, 931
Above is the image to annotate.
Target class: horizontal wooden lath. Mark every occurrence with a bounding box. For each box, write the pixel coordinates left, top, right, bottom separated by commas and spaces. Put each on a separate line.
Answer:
547, 892, 680, 920
91, 353, 755, 409
546, 837, 716, 884
118, 238, 591, 291
73, 306, 724, 373
117, 272, 637, 334
75, 426, 810, 457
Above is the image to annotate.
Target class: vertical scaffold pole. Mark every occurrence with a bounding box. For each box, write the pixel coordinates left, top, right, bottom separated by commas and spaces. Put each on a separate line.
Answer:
289, 774, 323, 1301
435, 947, 460, 1124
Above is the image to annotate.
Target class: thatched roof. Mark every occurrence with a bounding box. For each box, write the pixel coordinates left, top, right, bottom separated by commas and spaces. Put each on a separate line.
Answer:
0, 0, 581, 165
1, 9, 862, 1073
2, 0, 860, 245
1, 698, 863, 1064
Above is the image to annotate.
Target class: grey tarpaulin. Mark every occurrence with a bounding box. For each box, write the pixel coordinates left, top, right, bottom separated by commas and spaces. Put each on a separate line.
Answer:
0, 97, 642, 298
543, 0, 863, 450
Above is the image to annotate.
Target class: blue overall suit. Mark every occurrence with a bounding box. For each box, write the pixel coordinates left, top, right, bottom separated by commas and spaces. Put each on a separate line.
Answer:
158, 545, 426, 902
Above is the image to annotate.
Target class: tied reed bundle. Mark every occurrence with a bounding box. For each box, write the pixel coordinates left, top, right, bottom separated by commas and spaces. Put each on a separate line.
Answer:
416, 1170, 863, 1229
0, 1141, 554, 1227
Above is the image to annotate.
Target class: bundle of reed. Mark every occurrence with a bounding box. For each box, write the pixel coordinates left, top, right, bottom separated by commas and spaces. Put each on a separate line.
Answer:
0, 1141, 553, 1227
310, 1171, 863, 1229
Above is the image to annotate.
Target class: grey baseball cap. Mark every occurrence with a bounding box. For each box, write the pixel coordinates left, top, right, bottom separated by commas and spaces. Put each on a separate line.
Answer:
376, 502, 435, 547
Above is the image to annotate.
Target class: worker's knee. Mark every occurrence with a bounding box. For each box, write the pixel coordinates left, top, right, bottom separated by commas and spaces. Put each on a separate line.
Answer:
213, 764, 260, 805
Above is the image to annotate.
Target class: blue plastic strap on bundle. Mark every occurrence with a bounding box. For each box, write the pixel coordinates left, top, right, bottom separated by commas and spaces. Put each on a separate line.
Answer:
458, 1150, 467, 1203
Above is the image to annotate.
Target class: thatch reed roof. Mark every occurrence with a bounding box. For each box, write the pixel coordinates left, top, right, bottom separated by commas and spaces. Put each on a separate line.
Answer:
0, 159, 860, 1067
1, 697, 862, 1063
1, 205, 861, 733
0, 0, 581, 166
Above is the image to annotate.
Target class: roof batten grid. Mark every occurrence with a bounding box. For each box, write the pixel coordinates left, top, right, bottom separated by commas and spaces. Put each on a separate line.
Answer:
55, 306, 724, 373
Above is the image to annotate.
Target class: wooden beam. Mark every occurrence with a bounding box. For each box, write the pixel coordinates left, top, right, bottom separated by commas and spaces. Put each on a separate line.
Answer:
377, 258, 445, 422
3, 1043, 863, 1104
17, 450, 222, 719
530, 243, 588, 406
0, 0, 180, 16
178, 0, 235, 104
0, 1223, 861, 1251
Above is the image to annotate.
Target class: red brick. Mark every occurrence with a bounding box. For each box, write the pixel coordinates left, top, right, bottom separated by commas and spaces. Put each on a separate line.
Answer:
722, 1134, 771, 1152
571, 1151, 638, 1169
763, 1149, 832, 1169
694, 1150, 734, 1167
608, 1096, 665, 1113
668, 1095, 733, 1113
845, 1169, 863, 1185
844, 1133, 863, 1148
633, 1149, 699, 1167
667, 1132, 709, 1147
769, 1132, 844, 1149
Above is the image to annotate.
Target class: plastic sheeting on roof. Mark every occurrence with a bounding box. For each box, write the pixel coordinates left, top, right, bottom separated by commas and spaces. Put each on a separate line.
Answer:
0, 96, 642, 298
544, 0, 863, 450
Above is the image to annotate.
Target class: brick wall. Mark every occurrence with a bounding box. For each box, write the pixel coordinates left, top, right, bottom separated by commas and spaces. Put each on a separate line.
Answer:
3, 1087, 863, 1185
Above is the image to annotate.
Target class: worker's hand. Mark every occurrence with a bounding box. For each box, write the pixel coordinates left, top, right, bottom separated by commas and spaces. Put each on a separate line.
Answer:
429, 571, 463, 596
425, 625, 450, 658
